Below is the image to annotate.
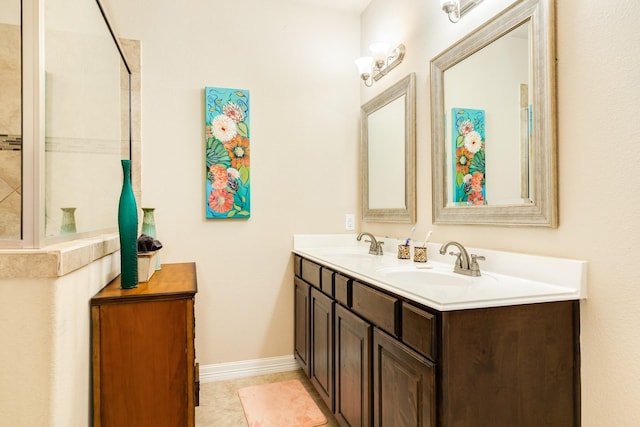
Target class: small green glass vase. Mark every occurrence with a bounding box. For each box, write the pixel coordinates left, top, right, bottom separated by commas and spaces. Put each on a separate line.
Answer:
60, 207, 77, 234
142, 207, 161, 270
118, 160, 138, 289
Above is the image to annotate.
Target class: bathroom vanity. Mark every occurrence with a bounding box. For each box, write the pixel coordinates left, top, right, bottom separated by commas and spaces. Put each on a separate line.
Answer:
293, 235, 585, 427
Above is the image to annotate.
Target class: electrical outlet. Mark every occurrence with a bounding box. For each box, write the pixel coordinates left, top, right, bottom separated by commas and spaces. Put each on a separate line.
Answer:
345, 214, 355, 230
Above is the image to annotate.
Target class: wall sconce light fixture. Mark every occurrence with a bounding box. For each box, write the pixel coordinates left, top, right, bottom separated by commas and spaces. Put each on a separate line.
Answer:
440, 0, 484, 23
355, 42, 406, 87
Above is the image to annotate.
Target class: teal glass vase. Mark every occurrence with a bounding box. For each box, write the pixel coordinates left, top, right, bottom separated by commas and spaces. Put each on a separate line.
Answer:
141, 207, 161, 270
118, 160, 138, 289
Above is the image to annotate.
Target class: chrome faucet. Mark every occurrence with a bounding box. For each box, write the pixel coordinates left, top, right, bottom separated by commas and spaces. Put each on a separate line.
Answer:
439, 241, 485, 276
357, 232, 384, 255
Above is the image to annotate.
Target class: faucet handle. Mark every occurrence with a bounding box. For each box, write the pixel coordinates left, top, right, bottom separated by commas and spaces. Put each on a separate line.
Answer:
470, 254, 485, 274
447, 250, 464, 268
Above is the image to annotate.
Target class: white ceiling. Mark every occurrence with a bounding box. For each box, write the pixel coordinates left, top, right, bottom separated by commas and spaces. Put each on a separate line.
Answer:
294, 0, 372, 14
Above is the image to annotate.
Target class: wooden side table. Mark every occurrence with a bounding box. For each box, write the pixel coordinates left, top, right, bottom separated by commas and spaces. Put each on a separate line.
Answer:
91, 263, 198, 427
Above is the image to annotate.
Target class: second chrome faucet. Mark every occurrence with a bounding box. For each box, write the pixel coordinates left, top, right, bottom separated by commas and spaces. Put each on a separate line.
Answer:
439, 241, 485, 276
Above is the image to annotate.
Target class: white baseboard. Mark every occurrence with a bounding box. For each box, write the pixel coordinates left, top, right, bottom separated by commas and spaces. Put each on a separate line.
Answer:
199, 355, 300, 383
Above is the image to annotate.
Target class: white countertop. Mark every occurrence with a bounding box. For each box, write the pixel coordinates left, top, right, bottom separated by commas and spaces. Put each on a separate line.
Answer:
293, 234, 587, 311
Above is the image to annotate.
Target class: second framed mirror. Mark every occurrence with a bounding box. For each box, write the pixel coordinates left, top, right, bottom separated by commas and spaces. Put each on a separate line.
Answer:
361, 73, 416, 223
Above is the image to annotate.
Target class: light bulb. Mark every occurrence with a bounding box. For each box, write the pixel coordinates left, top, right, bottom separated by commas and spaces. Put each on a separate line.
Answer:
354, 57, 373, 75
369, 42, 390, 64
440, 0, 458, 9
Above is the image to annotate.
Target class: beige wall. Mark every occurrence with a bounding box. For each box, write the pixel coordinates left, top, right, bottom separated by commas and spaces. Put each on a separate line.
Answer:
104, 0, 640, 424
103, 0, 361, 363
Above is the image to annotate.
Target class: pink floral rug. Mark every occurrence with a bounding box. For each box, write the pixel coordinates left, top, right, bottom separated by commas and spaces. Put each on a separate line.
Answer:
237, 379, 327, 427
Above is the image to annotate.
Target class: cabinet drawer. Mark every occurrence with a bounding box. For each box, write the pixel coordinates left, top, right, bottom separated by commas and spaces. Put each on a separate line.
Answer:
402, 303, 436, 360
321, 267, 334, 296
352, 281, 398, 336
301, 259, 322, 288
294, 255, 302, 278
334, 273, 351, 306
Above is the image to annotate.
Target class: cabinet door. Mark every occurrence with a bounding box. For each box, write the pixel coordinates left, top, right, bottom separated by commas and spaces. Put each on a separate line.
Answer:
310, 288, 334, 411
294, 277, 310, 376
335, 304, 372, 427
439, 302, 579, 426
373, 329, 435, 427
95, 299, 189, 427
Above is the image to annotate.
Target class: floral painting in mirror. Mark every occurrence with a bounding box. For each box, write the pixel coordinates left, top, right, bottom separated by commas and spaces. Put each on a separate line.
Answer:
452, 108, 485, 205
205, 86, 250, 219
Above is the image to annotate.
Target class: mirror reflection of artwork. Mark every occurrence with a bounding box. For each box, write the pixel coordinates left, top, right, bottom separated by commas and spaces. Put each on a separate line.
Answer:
204, 86, 251, 219
452, 108, 485, 205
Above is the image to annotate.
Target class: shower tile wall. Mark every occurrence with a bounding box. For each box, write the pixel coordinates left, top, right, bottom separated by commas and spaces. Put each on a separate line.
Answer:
0, 23, 21, 239
0, 138, 20, 239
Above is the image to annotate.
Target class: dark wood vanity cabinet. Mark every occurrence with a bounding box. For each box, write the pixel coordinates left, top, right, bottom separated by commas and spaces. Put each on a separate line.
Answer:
294, 255, 435, 427
91, 263, 198, 427
293, 255, 580, 427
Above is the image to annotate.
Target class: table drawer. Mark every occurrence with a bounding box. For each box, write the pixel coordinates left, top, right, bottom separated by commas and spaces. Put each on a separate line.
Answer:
352, 281, 398, 336
402, 303, 436, 360
301, 259, 321, 288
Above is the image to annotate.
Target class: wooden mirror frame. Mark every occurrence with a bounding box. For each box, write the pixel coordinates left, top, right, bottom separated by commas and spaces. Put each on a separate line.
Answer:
362, 73, 416, 223
431, 0, 557, 227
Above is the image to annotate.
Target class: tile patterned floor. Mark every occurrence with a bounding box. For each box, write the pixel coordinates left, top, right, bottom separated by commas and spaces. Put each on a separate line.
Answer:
196, 369, 340, 426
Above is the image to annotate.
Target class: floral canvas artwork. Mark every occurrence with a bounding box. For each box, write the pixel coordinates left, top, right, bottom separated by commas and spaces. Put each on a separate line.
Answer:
452, 108, 486, 205
205, 87, 250, 218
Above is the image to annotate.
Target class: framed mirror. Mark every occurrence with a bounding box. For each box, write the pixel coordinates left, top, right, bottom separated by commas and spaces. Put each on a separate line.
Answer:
431, 0, 557, 227
362, 72, 416, 223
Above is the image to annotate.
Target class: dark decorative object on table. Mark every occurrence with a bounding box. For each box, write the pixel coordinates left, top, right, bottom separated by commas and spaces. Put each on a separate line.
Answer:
137, 234, 163, 252
118, 160, 138, 289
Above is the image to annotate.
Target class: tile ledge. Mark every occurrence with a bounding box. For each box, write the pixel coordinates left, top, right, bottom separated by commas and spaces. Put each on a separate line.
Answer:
0, 233, 120, 279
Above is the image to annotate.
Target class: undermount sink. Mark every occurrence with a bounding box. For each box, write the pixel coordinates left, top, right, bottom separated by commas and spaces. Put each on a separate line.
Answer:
375, 266, 475, 287
320, 248, 368, 256
318, 247, 378, 260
